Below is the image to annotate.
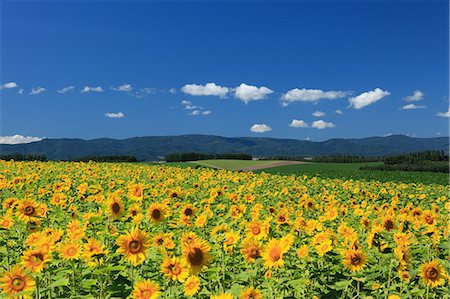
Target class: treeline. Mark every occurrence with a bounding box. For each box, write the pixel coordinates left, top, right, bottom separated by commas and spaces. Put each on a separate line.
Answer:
0, 153, 47, 161
311, 155, 381, 163
65, 155, 139, 162
361, 151, 449, 173
165, 152, 252, 162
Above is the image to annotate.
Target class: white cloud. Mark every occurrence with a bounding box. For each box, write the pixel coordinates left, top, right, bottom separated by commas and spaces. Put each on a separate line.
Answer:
312, 110, 325, 117
181, 100, 202, 110
188, 109, 211, 116
18, 89, 24, 95
111, 84, 133, 92
57, 86, 75, 94
0, 134, 43, 144
289, 119, 309, 128
401, 103, 426, 110
202, 110, 211, 115
250, 123, 272, 133
403, 90, 424, 101
281, 88, 350, 105
348, 88, 390, 110
169, 88, 177, 94
134, 87, 157, 98
437, 107, 450, 118
81, 86, 104, 93
1, 82, 18, 89
105, 112, 125, 118
29, 87, 46, 95
335, 109, 343, 114
311, 120, 335, 129
234, 83, 273, 103
181, 82, 229, 98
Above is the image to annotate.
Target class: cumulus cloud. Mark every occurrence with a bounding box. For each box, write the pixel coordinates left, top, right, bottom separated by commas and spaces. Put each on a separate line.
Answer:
111, 84, 133, 92
403, 90, 424, 101
289, 119, 309, 128
181, 82, 229, 98
189, 110, 212, 116
281, 88, 350, 105
311, 120, 335, 129
234, 83, 273, 103
250, 123, 272, 133
348, 88, 390, 110
0, 134, 43, 144
202, 110, 212, 115
81, 86, 104, 93
401, 103, 426, 110
181, 100, 202, 110
335, 109, 343, 114
29, 87, 46, 95
312, 110, 325, 117
1, 82, 18, 89
437, 107, 450, 118
105, 112, 125, 118
57, 86, 75, 94
169, 88, 177, 94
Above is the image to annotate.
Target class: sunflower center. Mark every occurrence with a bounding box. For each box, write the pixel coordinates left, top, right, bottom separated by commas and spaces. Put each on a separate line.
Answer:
67, 247, 78, 256
426, 267, 438, 280
141, 290, 154, 298
11, 277, 25, 291
384, 219, 394, 230
278, 215, 286, 222
133, 187, 142, 197
251, 226, 261, 235
32, 253, 44, 263
350, 255, 361, 265
152, 209, 161, 220
112, 202, 121, 214
269, 246, 281, 261
129, 240, 142, 253
307, 202, 313, 208
248, 246, 259, 258
188, 247, 204, 266
171, 264, 182, 275
24, 206, 35, 216
184, 208, 193, 216
425, 215, 434, 225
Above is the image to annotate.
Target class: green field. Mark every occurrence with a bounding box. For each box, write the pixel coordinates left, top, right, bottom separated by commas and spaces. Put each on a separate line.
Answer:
163, 160, 449, 185
254, 162, 449, 185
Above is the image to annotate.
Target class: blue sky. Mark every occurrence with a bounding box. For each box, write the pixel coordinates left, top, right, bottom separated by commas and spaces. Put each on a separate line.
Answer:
1, 0, 449, 143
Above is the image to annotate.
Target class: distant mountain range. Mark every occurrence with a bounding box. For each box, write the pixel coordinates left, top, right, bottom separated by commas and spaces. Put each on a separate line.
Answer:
0, 135, 448, 161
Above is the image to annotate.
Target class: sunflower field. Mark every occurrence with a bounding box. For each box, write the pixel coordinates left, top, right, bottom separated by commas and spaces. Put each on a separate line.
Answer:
0, 161, 448, 299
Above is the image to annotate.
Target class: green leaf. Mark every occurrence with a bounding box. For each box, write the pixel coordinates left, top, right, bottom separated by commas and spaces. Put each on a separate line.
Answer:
47, 277, 70, 289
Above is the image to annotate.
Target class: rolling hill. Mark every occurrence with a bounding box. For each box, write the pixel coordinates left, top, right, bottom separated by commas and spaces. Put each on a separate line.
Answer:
0, 134, 448, 161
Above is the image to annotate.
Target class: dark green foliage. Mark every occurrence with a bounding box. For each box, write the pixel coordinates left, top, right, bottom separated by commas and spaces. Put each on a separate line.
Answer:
165, 152, 252, 162
311, 155, 381, 163
66, 155, 139, 162
0, 134, 448, 161
0, 153, 47, 161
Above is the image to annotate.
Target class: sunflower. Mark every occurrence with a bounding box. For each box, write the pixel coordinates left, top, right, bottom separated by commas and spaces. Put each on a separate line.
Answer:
128, 183, 144, 201
131, 279, 161, 299
116, 227, 151, 266
245, 220, 268, 240
211, 293, 234, 299
296, 245, 309, 259
181, 204, 196, 218
183, 239, 212, 274
83, 238, 108, 259
224, 231, 240, 252
0, 214, 14, 229
161, 256, 190, 282
148, 203, 167, 223
418, 260, 448, 287
16, 199, 41, 222
240, 286, 263, 299
261, 238, 287, 269
0, 265, 35, 299
184, 275, 201, 297
21, 248, 51, 273
342, 249, 367, 272
240, 238, 261, 263
315, 241, 333, 257
59, 240, 82, 260
50, 193, 67, 207
107, 193, 125, 220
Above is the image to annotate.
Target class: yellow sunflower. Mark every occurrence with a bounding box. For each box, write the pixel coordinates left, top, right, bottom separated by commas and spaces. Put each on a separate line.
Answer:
184, 275, 201, 297
116, 227, 151, 266
0, 265, 35, 299
211, 293, 234, 299
148, 203, 167, 223
131, 279, 161, 299
16, 199, 41, 222
342, 249, 367, 272
128, 183, 144, 201
183, 239, 212, 274
107, 192, 125, 220
245, 220, 268, 240
261, 238, 287, 269
21, 248, 51, 273
240, 286, 263, 299
59, 240, 82, 260
161, 256, 190, 282
418, 260, 448, 287
240, 238, 261, 263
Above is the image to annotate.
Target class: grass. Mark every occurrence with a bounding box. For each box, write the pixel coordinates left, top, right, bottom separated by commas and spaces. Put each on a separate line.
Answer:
253, 162, 449, 185
181, 159, 283, 171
